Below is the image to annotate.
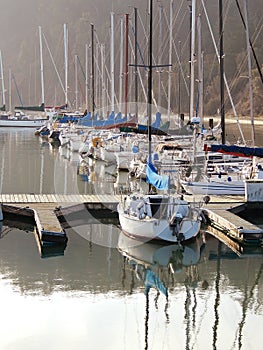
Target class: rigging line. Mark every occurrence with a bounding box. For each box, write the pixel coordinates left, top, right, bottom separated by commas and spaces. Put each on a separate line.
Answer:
201, 0, 246, 144
94, 31, 116, 107
76, 55, 86, 82
128, 34, 148, 104
67, 50, 85, 102
130, 23, 147, 70
137, 11, 159, 69
235, 0, 263, 85
42, 31, 66, 100
162, 8, 189, 97
251, 16, 263, 45
12, 73, 23, 106
225, 15, 263, 100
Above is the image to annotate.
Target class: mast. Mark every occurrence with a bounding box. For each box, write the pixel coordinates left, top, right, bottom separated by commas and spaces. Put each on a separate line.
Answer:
243, 0, 255, 146
197, 15, 203, 122
101, 44, 105, 118
119, 16, 124, 113
91, 23, 95, 119
188, 2, 192, 120
178, 40, 181, 124
201, 0, 245, 144
219, 0, 225, 144
74, 55, 78, 110
63, 23, 68, 108
148, 0, 153, 162
189, 0, 196, 121
125, 13, 129, 117
167, 0, 173, 122
0, 50, 6, 110
110, 12, 115, 113
38, 26, 45, 107
134, 7, 138, 121
158, 4, 163, 108
8, 69, 11, 111
95, 43, 99, 112
85, 43, 89, 111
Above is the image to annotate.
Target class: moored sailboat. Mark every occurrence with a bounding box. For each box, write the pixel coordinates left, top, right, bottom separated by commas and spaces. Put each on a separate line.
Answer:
117, 0, 202, 244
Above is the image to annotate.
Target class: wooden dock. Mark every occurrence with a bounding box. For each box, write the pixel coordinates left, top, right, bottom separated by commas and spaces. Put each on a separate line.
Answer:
1, 193, 263, 246
203, 203, 263, 245
0, 194, 122, 204
0, 194, 122, 244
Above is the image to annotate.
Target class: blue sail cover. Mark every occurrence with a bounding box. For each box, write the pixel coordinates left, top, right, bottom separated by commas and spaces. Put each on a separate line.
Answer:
146, 162, 170, 190
209, 144, 263, 158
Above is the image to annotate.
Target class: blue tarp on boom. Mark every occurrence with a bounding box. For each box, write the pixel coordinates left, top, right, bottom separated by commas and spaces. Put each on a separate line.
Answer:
146, 162, 170, 190
208, 144, 263, 158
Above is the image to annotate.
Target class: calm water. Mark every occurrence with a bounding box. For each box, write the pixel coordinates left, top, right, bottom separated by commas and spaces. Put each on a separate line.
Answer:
0, 127, 263, 350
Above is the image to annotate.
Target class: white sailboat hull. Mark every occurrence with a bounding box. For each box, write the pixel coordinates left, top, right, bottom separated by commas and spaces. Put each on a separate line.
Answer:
0, 119, 47, 128
181, 179, 245, 195
117, 194, 201, 243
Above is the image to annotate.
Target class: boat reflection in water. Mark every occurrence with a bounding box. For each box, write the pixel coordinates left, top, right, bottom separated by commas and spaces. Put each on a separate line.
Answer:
118, 231, 206, 295
118, 231, 205, 280
117, 231, 206, 349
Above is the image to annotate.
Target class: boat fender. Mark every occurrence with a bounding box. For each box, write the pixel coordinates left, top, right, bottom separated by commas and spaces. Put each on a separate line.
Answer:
227, 176, 232, 182
203, 195, 210, 204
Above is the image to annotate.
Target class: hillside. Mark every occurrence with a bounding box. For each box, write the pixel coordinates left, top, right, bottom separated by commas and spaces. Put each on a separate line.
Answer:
0, 0, 262, 116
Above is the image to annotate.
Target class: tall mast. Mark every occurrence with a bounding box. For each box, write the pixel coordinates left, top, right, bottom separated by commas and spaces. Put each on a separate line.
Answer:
8, 69, 11, 111
189, 0, 196, 121
0, 50, 6, 110
148, 0, 153, 162
85, 43, 89, 111
134, 7, 138, 121
188, 2, 192, 120
197, 15, 203, 122
91, 23, 95, 118
243, 0, 255, 146
119, 16, 124, 113
63, 23, 68, 107
74, 54, 78, 110
158, 4, 163, 108
219, 0, 225, 144
178, 40, 181, 123
125, 13, 129, 117
101, 44, 106, 118
38, 26, 44, 107
110, 12, 115, 113
167, 0, 173, 121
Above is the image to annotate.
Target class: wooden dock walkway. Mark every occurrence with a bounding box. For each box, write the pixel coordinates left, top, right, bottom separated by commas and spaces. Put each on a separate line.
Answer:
0, 194, 122, 245
1, 193, 263, 246
203, 203, 263, 244
0, 194, 122, 204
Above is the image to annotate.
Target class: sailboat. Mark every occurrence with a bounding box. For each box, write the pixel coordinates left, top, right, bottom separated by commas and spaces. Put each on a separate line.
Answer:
117, 0, 202, 244
0, 30, 48, 128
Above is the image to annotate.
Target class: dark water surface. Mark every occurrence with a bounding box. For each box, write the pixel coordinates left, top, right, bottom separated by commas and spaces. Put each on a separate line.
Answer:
0, 127, 263, 350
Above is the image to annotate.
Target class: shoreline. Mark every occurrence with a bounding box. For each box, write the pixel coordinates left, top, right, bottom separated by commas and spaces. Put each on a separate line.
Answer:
203, 116, 263, 126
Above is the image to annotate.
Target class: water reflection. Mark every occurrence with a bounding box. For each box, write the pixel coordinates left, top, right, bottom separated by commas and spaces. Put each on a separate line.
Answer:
118, 232, 206, 350
0, 218, 263, 349
0, 128, 263, 349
